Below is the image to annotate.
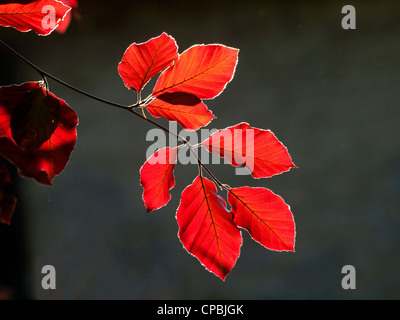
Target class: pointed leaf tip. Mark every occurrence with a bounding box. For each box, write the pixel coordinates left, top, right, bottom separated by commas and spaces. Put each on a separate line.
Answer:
177, 175, 242, 280
201, 122, 296, 178
146, 96, 215, 131
140, 147, 178, 212
0, 0, 71, 35
153, 44, 239, 100
118, 32, 179, 93
228, 186, 295, 252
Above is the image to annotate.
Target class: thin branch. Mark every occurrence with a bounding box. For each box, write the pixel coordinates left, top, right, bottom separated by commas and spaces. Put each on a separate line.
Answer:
188, 147, 229, 191
1, 39, 231, 202
0, 39, 190, 145
0, 39, 129, 111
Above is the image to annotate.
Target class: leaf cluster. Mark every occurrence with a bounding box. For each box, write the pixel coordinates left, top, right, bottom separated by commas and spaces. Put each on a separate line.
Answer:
0, 0, 296, 280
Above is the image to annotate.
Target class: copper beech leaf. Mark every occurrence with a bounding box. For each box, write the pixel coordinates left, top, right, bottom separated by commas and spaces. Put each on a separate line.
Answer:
10, 84, 60, 151
176, 175, 242, 280
118, 32, 178, 92
0, 0, 71, 35
140, 147, 178, 212
0, 82, 78, 185
145, 93, 215, 131
152, 44, 239, 100
228, 186, 295, 252
201, 122, 296, 178
56, 0, 78, 34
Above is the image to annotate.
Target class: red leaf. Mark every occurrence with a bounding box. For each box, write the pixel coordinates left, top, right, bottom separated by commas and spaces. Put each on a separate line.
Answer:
201, 122, 296, 178
0, 82, 78, 185
145, 94, 215, 131
228, 186, 295, 251
55, 0, 79, 34
0, 160, 17, 225
152, 44, 239, 100
0, 0, 71, 35
118, 33, 178, 92
10, 83, 61, 150
140, 147, 178, 212
177, 175, 242, 280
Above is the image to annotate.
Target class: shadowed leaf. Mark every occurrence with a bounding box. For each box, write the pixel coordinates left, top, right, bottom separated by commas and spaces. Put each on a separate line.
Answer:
0, 160, 17, 225
10, 84, 60, 151
156, 92, 201, 106
0, 82, 78, 185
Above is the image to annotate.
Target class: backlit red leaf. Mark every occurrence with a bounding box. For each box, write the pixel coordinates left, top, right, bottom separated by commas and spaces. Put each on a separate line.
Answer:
0, 82, 78, 185
228, 186, 295, 251
56, 0, 79, 34
201, 122, 296, 178
176, 175, 242, 280
152, 44, 239, 100
118, 33, 178, 92
140, 147, 178, 212
145, 93, 215, 131
0, 0, 71, 35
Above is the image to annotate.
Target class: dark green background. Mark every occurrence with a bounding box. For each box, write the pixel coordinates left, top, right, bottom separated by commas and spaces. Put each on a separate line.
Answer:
1, 0, 399, 299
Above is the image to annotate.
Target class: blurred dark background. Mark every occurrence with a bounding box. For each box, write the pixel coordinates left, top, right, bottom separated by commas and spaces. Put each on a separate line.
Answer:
1, 0, 399, 299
